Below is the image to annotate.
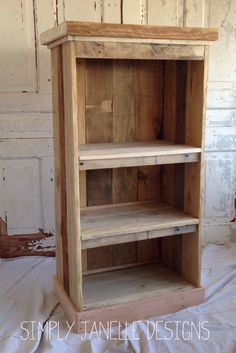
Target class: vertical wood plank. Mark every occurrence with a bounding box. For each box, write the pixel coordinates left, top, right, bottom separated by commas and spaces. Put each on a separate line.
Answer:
112, 60, 138, 266
85, 60, 113, 270
184, 0, 205, 27
51, 46, 66, 288
102, 0, 121, 23
122, 0, 141, 24
63, 0, 102, 22
148, 0, 183, 26
162, 61, 188, 209
0, 0, 36, 91
77, 59, 87, 271
36, 0, 56, 92
181, 53, 208, 286
77, 59, 87, 208
135, 60, 164, 262
62, 41, 83, 310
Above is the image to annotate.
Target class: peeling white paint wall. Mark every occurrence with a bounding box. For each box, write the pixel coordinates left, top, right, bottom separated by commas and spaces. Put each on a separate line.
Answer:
0, 0, 235, 243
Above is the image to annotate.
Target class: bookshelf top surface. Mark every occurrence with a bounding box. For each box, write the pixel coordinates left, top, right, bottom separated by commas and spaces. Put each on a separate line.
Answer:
41, 21, 218, 46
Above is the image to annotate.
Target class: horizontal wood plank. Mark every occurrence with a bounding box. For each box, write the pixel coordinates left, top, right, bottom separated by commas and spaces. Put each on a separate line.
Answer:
79, 141, 201, 170
54, 275, 204, 333
83, 262, 197, 310
41, 21, 218, 46
76, 42, 205, 60
80, 200, 199, 247
82, 224, 197, 249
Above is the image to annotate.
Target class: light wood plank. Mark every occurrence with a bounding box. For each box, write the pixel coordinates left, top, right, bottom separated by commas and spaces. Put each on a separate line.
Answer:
54, 275, 204, 333
82, 224, 197, 249
77, 58, 87, 271
62, 41, 83, 310
79, 141, 201, 159
83, 263, 196, 310
51, 46, 65, 287
79, 141, 201, 170
75, 42, 205, 60
81, 201, 199, 241
41, 21, 218, 45
181, 50, 208, 286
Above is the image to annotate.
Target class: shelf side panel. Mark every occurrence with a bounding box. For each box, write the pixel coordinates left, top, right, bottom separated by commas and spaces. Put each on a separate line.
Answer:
62, 41, 83, 310
51, 46, 67, 289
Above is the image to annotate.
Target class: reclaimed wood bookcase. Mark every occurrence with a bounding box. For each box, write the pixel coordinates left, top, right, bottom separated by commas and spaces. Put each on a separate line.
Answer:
41, 22, 218, 332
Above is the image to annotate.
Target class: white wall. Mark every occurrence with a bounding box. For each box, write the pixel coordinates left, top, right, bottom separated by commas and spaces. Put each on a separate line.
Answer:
0, 0, 235, 243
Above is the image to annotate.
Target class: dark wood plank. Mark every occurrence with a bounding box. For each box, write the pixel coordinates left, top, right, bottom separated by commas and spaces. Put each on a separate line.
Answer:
85, 59, 114, 270
112, 60, 138, 266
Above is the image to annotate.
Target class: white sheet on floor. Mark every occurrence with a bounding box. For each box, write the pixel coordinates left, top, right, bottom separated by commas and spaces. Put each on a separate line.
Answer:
0, 244, 236, 353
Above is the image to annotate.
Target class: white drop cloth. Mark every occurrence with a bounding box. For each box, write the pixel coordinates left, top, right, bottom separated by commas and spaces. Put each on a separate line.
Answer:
0, 244, 236, 353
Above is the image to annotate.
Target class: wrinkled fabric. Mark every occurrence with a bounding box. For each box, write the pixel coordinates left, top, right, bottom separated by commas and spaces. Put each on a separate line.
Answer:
0, 244, 236, 353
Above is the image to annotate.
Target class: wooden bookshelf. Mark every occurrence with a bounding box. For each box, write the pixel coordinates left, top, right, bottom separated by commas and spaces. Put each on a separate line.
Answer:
41, 21, 218, 333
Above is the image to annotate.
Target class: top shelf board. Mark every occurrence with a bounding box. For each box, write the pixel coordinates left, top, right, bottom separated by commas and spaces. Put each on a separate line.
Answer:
79, 141, 201, 170
41, 21, 218, 46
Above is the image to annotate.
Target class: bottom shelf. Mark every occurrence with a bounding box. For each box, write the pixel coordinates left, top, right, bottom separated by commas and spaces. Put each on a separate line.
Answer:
54, 270, 204, 333
83, 262, 195, 311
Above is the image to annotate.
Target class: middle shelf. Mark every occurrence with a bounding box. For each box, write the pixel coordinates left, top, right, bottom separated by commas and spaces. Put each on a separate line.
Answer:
79, 140, 201, 170
81, 200, 199, 249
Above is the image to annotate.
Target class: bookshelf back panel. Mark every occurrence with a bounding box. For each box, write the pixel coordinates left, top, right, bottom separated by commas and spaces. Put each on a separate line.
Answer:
77, 58, 204, 272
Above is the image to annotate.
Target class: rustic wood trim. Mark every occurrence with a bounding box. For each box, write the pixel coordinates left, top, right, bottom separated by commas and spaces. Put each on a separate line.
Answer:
62, 41, 83, 311
41, 21, 218, 46
75, 42, 205, 60
82, 224, 197, 249
79, 153, 200, 170
51, 46, 67, 288
48, 36, 216, 49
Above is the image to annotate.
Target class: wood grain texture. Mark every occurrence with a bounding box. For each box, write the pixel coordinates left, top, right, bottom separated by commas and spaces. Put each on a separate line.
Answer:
135, 60, 164, 262
62, 41, 83, 310
85, 59, 113, 270
76, 58, 87, 271
54, 275, 204, 333
79, 141, 201, 170
80, 201, 199, 241
51, 46, 66, 287
41, 21, 218, 46
161, 55, 207, 288
75, 42, 205, 60
77, 287, 204, 332
112, 60, 138, 266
